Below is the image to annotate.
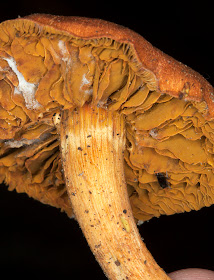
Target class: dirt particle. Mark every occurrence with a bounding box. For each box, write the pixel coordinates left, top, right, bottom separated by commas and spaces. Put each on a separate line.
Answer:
123, 209, 127, 214
87, 135, 92, 138
78, 147, 83, 151
178, 92, 184, 99
115, 260, 121, 266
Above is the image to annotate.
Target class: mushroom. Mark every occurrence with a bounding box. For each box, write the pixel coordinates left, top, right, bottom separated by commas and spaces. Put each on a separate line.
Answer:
0, 14, 213, 280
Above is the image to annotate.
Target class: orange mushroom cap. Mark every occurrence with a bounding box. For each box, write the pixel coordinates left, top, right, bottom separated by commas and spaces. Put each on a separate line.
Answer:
0, 14, 214, 221
24, 14, 214, 119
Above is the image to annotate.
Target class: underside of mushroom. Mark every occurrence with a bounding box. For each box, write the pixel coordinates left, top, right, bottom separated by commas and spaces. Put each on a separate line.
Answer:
0, 15, 214, 280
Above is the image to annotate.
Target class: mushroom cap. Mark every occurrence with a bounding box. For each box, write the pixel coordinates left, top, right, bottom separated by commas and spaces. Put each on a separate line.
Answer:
0, 14, 214, 221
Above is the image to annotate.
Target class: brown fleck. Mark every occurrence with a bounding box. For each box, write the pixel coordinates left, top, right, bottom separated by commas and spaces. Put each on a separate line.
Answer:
115, 260, 121, 266
178, 92, 184, 100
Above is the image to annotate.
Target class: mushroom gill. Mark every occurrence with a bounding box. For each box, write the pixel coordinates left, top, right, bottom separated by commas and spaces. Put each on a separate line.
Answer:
0, 17, 214, 226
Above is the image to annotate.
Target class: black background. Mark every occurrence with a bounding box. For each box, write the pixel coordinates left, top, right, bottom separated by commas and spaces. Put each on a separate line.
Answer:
0, 1, 214, 279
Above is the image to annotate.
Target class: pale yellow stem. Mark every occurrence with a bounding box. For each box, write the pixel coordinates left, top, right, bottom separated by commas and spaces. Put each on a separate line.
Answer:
60, 104, 170, 280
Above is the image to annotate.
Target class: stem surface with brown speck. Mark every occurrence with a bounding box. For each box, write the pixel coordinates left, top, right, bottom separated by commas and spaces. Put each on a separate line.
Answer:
60, 104, 171, 280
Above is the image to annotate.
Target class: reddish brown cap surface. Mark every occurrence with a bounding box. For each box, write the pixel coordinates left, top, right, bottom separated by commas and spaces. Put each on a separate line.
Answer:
24, 14, 214, 119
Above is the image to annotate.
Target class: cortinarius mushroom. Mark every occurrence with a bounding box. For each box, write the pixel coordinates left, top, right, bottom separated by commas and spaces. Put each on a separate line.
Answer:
0, 14, 213, 280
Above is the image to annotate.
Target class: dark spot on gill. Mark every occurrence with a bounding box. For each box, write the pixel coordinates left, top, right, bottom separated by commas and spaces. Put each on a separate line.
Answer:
156, 172, 170, 189
106, 97, 113, 105
178, 92, 184, 99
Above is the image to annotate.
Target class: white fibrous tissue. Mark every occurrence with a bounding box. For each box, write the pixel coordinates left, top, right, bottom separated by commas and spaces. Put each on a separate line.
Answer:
58, 40, 93, 96
80, 73, 93, 96
5, 138, 39, 148
3, 57, 42, 110
137, 220, 144, 226
58, 40, 71, 63
4, 132, 51, 148
149, 128, 158, 139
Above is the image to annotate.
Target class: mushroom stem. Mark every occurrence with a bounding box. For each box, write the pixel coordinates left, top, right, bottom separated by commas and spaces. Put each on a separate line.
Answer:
60, 104, 170, 280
